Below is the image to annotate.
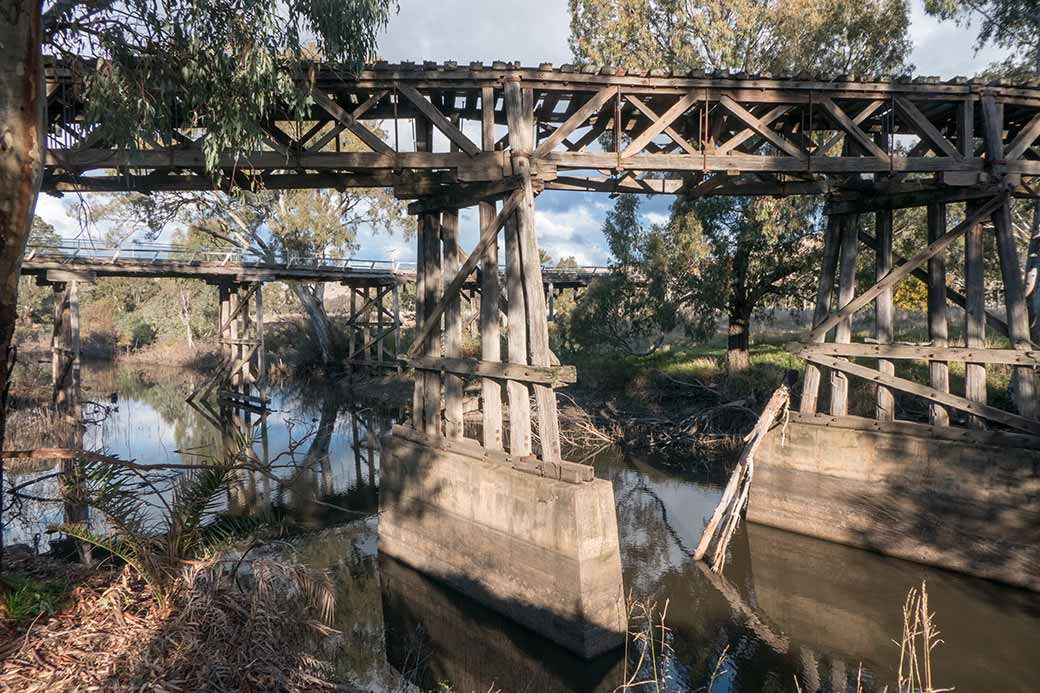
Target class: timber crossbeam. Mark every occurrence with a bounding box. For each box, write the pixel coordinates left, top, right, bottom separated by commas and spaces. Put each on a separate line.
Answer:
42, 60, 1040, 197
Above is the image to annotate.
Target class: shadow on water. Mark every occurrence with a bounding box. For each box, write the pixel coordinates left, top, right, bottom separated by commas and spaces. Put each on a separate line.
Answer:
8, 362, 1040, 692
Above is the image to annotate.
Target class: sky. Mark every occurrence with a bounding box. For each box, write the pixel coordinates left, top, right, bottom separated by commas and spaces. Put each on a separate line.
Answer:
37, 0, 1012, 267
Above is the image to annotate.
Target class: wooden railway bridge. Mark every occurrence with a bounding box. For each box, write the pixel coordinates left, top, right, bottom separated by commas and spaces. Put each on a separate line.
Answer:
22, 239, 604, 410
40, 59, 1040, 655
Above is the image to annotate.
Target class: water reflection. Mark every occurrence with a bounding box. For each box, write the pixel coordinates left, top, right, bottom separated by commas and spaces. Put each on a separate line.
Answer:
6, 363, 1040, 692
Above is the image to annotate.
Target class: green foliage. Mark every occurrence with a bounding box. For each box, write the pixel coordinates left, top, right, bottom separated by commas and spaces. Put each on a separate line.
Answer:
49, 435, 259, 602
894, 276, 929, 312
47, 0, 398, 176
569, 0, 913, 75
1, 574, 72, 623
567, 0, 914, 367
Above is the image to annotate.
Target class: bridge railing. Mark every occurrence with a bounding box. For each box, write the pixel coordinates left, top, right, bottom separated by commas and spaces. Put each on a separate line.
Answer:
23, 240, 610, 277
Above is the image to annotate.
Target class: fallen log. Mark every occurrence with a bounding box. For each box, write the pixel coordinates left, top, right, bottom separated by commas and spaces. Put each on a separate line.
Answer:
692, 384, 790, 572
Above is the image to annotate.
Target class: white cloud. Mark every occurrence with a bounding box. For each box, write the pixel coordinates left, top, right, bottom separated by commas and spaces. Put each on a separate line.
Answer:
908, 0, 1010, 77
534, 205, 610, 266
34, 193, 82, 239
644, 212, 669, 226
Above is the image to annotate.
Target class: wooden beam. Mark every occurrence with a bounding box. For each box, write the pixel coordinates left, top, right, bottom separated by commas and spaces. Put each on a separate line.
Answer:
806, 353, 1040, 436
406, 188, 524, 358
534, 86, 617, 158
964, 199, 988, 428
405, 356, 576, 386
718, 95, 805, 159
808, 195, 1004, 341
398, 84, 481, 156
623, 94, 698, 155
480, 86, 504, 450
800, 216, 841, 415
927, 202, 950, 426
1005, 110, 1040, 160
830, 216, 858, 416
716, 105, 793, 155
817, 98, 890, 162
789, 342, 1040, 365
310, 88, 393, 154
858, 228, 1013, 339
894, 96, 963, 160
442, 209, 464, 439
406, 177, 522, 215
875, 208, 895, 421
506, 79, 563, 463
621, 91, 700, 157
983, 99, 1039, 419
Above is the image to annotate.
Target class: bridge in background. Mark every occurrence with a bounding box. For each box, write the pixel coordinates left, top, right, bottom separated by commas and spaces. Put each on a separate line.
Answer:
24, 239, 606, 411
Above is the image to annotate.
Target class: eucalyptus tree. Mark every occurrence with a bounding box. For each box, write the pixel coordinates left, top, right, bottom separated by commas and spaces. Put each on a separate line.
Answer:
0, 0, 397, 453
568, 0, 912, 372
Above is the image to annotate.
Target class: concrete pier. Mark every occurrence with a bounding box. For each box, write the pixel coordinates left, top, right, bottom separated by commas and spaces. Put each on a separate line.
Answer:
378, 435, 626, 658
750, 417, 1040, 591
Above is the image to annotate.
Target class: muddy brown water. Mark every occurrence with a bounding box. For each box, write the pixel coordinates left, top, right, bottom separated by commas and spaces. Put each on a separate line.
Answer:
6, 363, 1040, 692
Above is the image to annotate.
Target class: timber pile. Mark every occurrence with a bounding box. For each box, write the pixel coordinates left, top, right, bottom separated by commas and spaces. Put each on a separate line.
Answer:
693, 385, 790, 572
0, 559, 357, 693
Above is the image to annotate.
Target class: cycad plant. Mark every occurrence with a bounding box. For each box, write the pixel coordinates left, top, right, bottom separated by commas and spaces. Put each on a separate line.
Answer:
50, 428, 277, 605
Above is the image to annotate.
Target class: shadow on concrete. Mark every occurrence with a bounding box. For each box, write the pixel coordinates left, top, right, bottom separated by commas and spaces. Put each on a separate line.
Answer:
379, 553, 625, 693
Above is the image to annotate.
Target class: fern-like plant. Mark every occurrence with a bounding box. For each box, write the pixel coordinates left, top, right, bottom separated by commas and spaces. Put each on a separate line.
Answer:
49, 428, 269, 605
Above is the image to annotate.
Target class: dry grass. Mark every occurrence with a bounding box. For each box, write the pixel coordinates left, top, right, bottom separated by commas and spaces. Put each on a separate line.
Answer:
0, 556, 358, 692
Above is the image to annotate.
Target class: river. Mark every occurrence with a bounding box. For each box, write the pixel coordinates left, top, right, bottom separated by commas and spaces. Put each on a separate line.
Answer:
5, 363, 1040, 692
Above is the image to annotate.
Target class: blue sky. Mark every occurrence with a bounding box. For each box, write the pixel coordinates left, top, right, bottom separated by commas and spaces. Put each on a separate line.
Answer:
36, 0, 1010, 267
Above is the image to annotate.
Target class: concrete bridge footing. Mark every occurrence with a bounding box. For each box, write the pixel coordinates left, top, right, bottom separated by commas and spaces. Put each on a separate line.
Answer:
378, 434, 626, 659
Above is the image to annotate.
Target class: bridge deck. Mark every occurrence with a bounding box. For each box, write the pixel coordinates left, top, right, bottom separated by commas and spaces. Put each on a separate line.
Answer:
20, 243, 607, 288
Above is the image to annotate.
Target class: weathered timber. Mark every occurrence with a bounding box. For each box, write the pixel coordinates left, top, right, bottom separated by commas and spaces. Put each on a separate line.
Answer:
806, 353, 1040, 435
964, 199, 987, 428
789, 342, 1040, 366
405, 356, 577, 387
799, 216, 841, 414
809, 195, 1005, 342
927, 203, 950, 426
874, 208, 895, 421
830, 216, 858, 416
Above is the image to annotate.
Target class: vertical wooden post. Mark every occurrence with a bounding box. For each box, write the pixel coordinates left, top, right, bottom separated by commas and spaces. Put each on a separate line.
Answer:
239, 283, 253, 388
392, 282, 402, 372
830, 216, 858, 416
927, 203, 950, 426
422, 212, 444, 437
547, 281, 555, 322
254, 283, 267, 402
875, 208, 896, 421
982, 94, 1038, 419
412, 221, 426, 429
376, 286, 385, 369
964, 199, 988, 428
50, 283, 67, 411
504, 213, 532, 456
442, 209, 464, 438
480, 86, 504, 450
505, 78, 562, 462
361, 286, 372, 369
228, 287, 240, 391
348, 286, 357, 369
800, 216, 841, 414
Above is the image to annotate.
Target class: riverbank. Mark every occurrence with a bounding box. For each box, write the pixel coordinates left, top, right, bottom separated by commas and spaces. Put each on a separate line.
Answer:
0, 533, 365, 692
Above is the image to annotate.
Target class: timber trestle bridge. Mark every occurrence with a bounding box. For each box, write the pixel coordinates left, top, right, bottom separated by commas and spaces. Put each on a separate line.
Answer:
39, 59, 1040, 653
23, 239, 605, 410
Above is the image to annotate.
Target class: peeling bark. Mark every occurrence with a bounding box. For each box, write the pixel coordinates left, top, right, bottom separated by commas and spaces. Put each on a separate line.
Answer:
0, 0, 44, 568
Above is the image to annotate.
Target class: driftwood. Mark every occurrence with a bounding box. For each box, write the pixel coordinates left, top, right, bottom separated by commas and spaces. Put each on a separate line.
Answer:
693, 385, 790, 573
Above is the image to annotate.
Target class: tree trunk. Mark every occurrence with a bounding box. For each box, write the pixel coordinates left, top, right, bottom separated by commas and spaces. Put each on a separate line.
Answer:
290, 282, 335, 367
0, 0, 44, 568
726, 305, 752, 374
179, 289, 194, 350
